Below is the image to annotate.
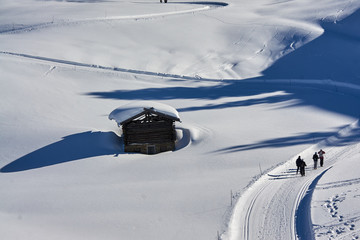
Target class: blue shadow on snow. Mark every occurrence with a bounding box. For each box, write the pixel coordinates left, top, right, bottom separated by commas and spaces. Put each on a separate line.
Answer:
295, 167, 332, 240
85, 9, 360, 116
0, 131, 123, 173
213, 125, 360, 153
85, 9, 360, 104
84, 9, 360, 152
261, 9, 360, 83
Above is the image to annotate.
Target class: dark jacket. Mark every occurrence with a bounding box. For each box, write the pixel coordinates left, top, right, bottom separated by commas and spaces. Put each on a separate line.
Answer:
296, 157, 302, 167
300, 160, 306, 167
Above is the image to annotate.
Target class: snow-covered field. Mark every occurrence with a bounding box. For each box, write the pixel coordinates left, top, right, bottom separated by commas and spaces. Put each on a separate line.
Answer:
1, 0, 360, 239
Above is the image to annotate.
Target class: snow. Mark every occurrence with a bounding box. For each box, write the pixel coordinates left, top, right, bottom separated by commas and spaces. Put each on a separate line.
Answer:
223, 120, 360, 240
109, 101, 180, 126
1, 0, 360, 240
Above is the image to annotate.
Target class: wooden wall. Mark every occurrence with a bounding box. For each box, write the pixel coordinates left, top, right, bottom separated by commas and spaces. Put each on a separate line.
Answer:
122, 118, 176, 154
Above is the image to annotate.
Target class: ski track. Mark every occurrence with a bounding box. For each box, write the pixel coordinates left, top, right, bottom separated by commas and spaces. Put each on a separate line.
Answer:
3, 50, 360, 95
0, 51, 209, 81
0, 2, 227, 34
223, 120, 360, 240
1, 2, 360, 239
0, 1, 229, 81
243, 182, 271, 240
295, 169, 331, 240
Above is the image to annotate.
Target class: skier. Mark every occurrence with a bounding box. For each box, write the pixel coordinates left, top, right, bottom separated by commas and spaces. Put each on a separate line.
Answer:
296, 156, 302, 174
318, 149, 326, 167
313, 152, 319, 169
300, 159, 307, 176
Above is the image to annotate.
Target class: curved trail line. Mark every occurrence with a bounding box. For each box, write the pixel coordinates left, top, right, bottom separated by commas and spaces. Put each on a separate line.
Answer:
4, 50, 360, 93
224, 163, 339, 240
0, 2, 228, 34
295, 168, 331, 240
222, 119, 360, 240
0, 51, 207, 81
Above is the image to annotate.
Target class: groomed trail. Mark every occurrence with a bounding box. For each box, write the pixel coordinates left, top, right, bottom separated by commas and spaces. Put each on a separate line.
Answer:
2, 1, 360, 239
0, 51, 215, 81
2, 20, 360, 240
0, 1, 228, 34
222, 120, 360, 240
0, 1, 228, 80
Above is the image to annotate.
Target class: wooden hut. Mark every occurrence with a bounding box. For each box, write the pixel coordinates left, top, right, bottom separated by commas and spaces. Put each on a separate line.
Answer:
109, 102, 181, 154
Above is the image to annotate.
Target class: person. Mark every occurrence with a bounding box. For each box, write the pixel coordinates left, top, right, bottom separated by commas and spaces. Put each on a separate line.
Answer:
313, 152, 319, 169
296, 156, 302, 174
318, 149, 326, 167
300, 158, 307, 176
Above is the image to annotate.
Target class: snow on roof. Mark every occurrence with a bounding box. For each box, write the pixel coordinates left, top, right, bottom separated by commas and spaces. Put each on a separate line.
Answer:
109, 101, 180, 125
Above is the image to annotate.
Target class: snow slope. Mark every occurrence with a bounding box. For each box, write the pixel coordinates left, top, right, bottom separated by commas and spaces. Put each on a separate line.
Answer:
1, 0, 360, 240
223, 119, 360, 240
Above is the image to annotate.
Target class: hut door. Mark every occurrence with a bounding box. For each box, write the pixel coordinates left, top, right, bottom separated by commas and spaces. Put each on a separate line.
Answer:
147, 145, 156, 154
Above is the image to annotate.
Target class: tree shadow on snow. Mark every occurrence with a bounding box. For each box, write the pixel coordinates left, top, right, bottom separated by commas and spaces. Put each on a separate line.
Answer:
0, 131, 123, 173
212, 128, 343, 153
85, 9, 360, 116
85, 81, 360, 118
221, 123, 360, 154
84, 9, 360, 151
86, 8, 360, 99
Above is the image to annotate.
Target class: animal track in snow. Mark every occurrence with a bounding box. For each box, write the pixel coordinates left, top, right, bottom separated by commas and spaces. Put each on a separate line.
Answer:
318, 191, 359, 239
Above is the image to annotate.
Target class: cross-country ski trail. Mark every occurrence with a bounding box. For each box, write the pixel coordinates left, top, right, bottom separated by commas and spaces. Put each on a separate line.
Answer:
222, 120, 360, 240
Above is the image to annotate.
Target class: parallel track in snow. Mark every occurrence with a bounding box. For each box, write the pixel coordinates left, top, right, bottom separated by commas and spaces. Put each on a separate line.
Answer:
0, 2, 228, 35
223, 120, 360, 240
225, 158, 343, 240
0, 50, 212, 81
242, 182, 270, 240
3, 50, 360, 93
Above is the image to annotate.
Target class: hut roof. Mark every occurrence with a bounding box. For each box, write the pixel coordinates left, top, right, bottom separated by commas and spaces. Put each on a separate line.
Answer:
109, 101, 181, 126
